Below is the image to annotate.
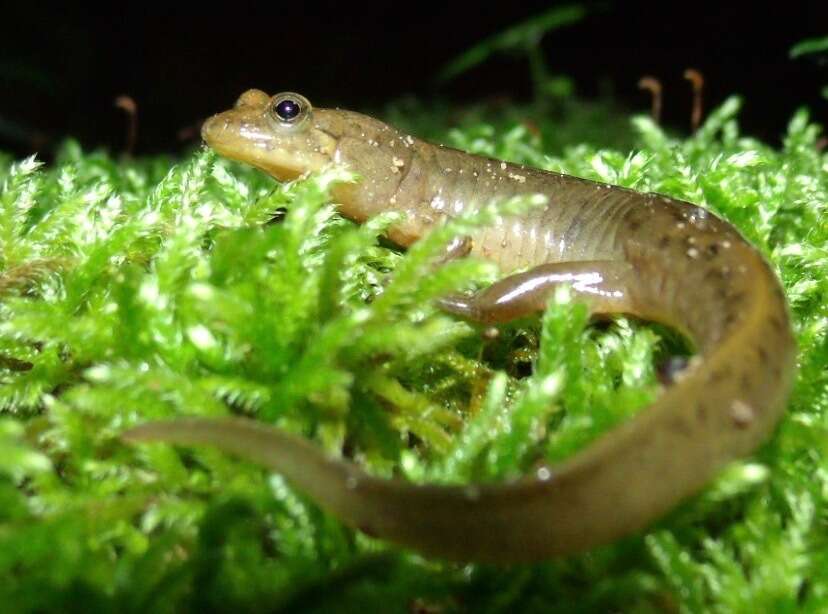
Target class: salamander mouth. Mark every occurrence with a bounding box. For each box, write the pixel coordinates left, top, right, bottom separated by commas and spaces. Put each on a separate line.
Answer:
200, 113, 243, 152
200, 110, 336, 182
199, 115, 302, 181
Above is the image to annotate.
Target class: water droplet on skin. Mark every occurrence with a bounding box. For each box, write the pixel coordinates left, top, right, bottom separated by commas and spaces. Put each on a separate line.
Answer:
730, 399, 755, 429
536, 466, 553, 482
345, 476, 360, 490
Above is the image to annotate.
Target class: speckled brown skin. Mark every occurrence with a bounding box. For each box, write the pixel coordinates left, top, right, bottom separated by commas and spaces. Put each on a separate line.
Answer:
123, 90, 796, 562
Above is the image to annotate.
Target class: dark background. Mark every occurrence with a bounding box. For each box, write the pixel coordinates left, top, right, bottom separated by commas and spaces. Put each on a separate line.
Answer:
1, 2, 827, 156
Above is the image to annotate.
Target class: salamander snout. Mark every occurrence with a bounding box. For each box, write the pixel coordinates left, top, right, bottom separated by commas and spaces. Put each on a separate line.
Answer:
200, 114, 223, 144
198, 90, 339, 182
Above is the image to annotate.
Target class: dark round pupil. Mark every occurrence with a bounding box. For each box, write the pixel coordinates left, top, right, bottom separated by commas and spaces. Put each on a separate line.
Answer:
275, 99, 301, 121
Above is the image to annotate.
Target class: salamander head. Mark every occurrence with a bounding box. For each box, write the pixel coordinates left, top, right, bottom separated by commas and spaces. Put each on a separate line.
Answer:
203, 89, 423, 234
201, 89, 400, 183
201, 90, 335, 180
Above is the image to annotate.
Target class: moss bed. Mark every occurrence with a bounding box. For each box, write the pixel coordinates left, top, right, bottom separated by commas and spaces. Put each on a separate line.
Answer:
0, 92, 825, 612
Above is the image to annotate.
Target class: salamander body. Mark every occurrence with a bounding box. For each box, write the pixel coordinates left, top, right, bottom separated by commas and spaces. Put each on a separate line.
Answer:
124, 90, 796, 562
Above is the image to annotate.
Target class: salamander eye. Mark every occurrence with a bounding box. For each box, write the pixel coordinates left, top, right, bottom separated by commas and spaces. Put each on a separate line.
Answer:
268, 92, 312, 127
274, 98, 301, 122
268, 92, 312, 129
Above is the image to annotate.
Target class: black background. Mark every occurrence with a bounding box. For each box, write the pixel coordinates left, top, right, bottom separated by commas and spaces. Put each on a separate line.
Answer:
1, 1, 827, 156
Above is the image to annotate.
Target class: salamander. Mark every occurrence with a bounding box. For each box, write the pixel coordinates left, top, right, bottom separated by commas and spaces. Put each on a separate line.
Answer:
123, 90, 796, 562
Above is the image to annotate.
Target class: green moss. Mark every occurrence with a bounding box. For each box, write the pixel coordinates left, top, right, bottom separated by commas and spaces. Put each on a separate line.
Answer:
0, 91, 825, 612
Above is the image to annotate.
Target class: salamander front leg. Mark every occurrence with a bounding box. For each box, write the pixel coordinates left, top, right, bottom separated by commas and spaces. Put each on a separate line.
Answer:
437, 260, 640, 325
432, 235, 473, 268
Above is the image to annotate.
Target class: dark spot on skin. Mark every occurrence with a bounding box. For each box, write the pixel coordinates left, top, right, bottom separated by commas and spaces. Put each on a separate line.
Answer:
708, 366, 730, 384
696, 403, 708, 422
769, 315, 784, 334
720, 289, 746, 306
703, 267, 728, 285
705, 243, 720, 258
740, 373, 752, 394
627, 218, 642, 231
659, 235, 671, 249
657, 356, 689, 385
668, 416, 690, 435
757, 345, 769, 363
